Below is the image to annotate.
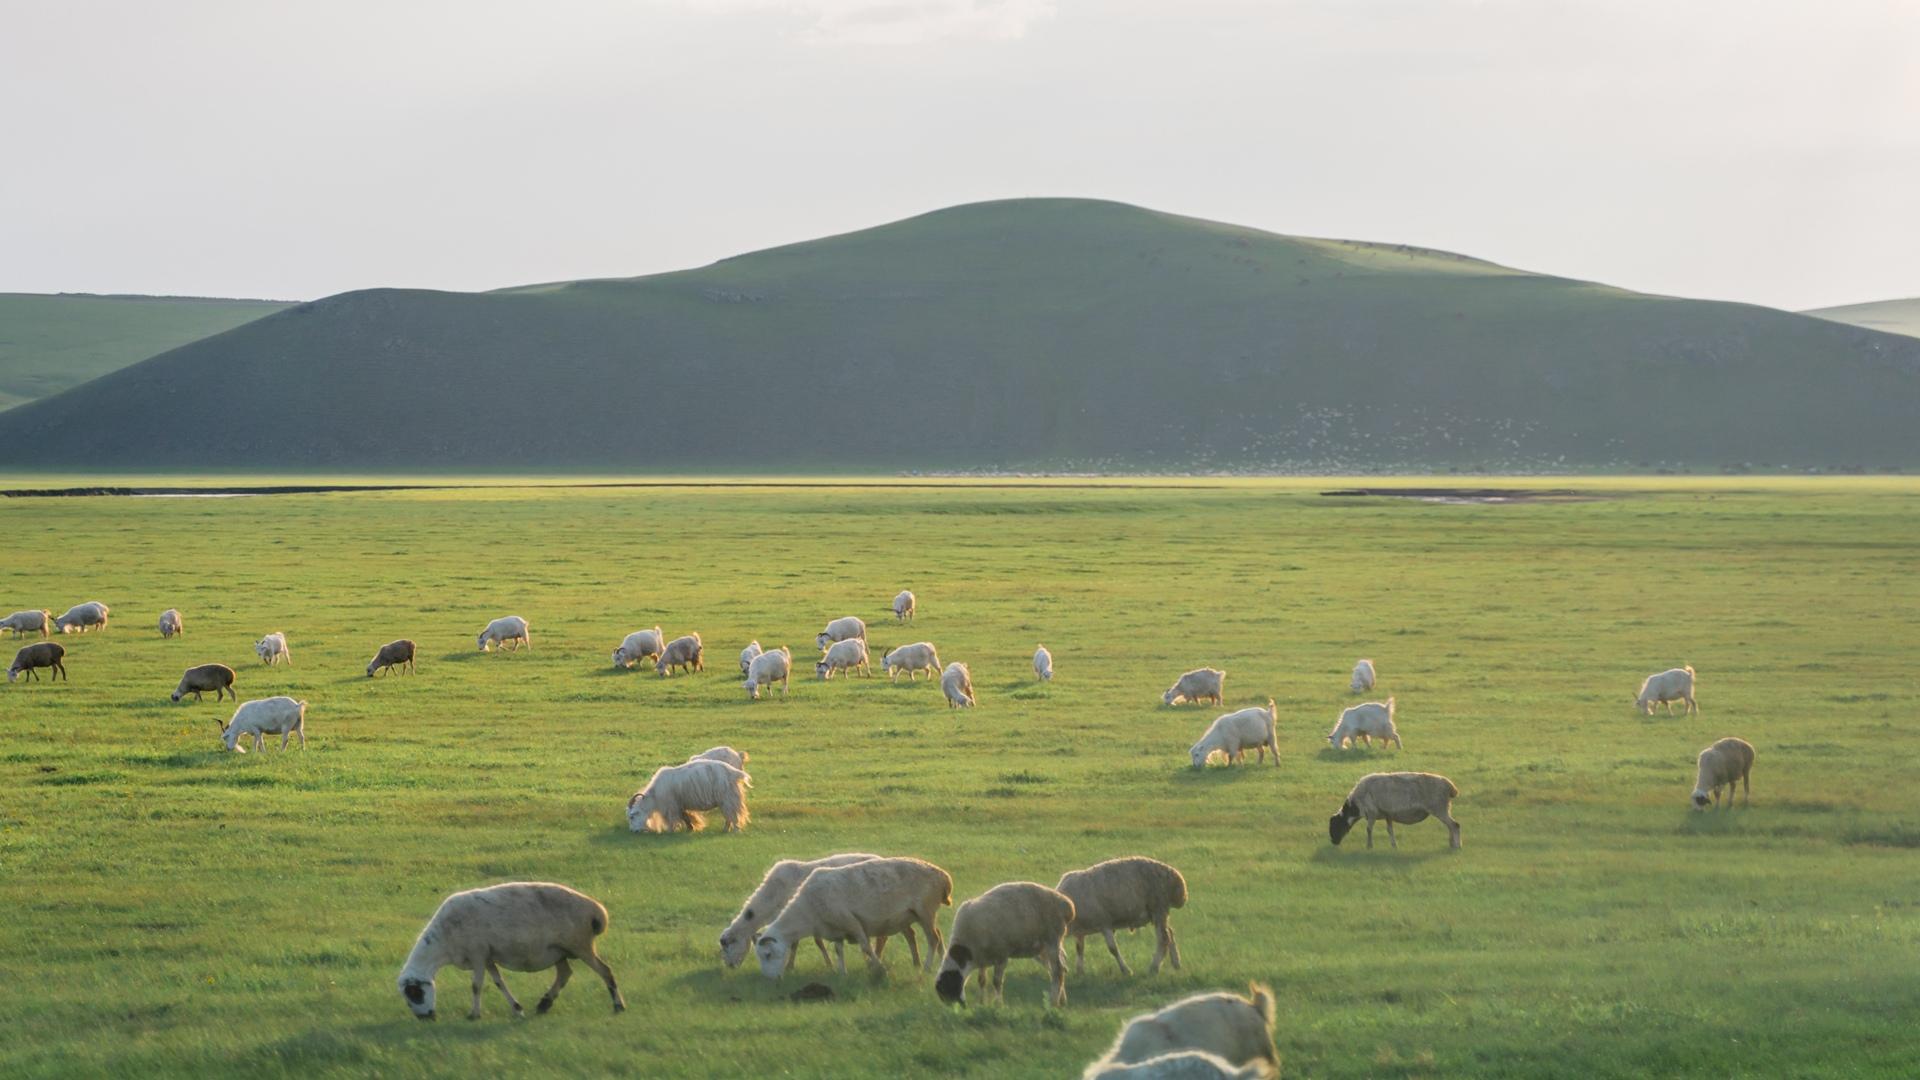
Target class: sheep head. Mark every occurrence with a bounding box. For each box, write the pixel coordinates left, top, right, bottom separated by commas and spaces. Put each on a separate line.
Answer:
1328, 800, 1360, 845
754, 933, 793, 980
934, 944, 973, 1005
398, 975, 437, 1020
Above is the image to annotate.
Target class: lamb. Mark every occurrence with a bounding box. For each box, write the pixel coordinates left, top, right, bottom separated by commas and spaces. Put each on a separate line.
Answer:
880, 641, 942, 681
753, 857, 953, 979
55, 601, 110, 634
7, 641, 66, 683
1035, 644, 1053, 682
477, 615, 531, 653
1326, 697, 1401, 750
254, 631, 291, 666
934, 881, 1075, 1007
893, 590, 915, 622
171, 663, 236, 702
1328, 771, 1461, 849
1350, 658, 1375, 693
689, 746, 749, 770
1691, 736, 1755, 810
815, 637, 870, 680
1189, 700, 1280, 767
158, 608, 184, 638
941, 661, 976, 708
719, 853, 885, 969
739, 640, 763, 675
612, 627, 665, 669
221, 696, 308, 753
1083, 1051, 1274, 1079
743, 645, 793, 700
1055, 856, 1187, 976
1636, 666, 1697, 715
0, 609, 53, 638
1162, 668, 1225, 707
366, 639, 417, 677
396, 881, 624, 1020
1082, 985, 1280, 1079
815, 615, 867, 650
655, 632, 703, 676
626, 758, 751, 833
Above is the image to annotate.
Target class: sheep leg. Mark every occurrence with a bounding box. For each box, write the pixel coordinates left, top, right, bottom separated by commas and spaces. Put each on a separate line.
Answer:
991, 962, 1008, 1004
1049, 946, 1069, 1006
1164, 920, 1183, 971
919, 916, 944, 972
536, 958, 571, 1013
1148, 918, 1169, 974
1365, 818, 1376, 849
578, 950, 625, 1012
898, 927, 919, 969
1385, 819, 1398, 848
1072, 933, 1086, 974
812, 936, 837, 970
468, 967, 486, 1019
280, 730, 291, 751
852, 928, 885, 976
1100, 929, 1132, 975
486, 962, 525, 1016
1438, 809, 1462, 849
1742, 772, 1750, 806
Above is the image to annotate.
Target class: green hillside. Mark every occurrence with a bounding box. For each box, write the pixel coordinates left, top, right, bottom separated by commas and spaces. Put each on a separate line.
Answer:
1, 199, 1915, 471
1803, 297, 1920, 341
0, 293, 291, 411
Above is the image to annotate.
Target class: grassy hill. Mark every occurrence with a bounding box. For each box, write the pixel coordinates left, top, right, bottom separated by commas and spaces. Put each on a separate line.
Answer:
1, 199, 1915, 471
1803, 297, 1920, 341
0, 293, 291, 411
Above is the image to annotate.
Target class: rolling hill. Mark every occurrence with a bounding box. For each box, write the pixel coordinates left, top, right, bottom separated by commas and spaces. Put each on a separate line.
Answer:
1, 199, 1915, 472
0, 293, 292, 411
1803, 298, 1920, 342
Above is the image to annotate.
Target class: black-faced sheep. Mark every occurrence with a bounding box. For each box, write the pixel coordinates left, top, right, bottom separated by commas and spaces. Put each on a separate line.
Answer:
934, 881, 1075, 1007
397, 881, 624, 1020
1691, 736, 1755, 810
171, 663, 236, 702
1328, 771, 1460, 850
367, 639, 416, 677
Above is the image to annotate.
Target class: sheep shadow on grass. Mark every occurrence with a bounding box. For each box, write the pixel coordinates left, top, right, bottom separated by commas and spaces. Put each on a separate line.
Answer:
1313, 746, 1401, 763
1309, 845, 1454, 869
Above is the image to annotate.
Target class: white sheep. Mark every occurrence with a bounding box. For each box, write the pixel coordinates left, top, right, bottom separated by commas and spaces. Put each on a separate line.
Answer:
880, 641, 942, 682
55, 601, 110, 634
934, 881, 1075, 1007
815, 615, 867, 650
1326, 697, 1401, 750
1082, 985, 1279, 1079
1350, 658, 1375, 693
815, 637, 870, 680
1328, 772, 1461, 849
1056, 856, 1187, 976
477, 615, 531, 653
396, 881, 624, 1020
739, 640, 763, 675
743, 645, 792, 700
612, 626, 664, 669
719, 853, 885, 969
626, 758, 751, 833
753, 857, 953, 978
941, 661, 975, 708
0, 609, 53, 638
221, 696, 307, 753
1691, 736, 1755, 810
1162, 668, 1225, 707
254, 631, 291, 666
1035, 644, 1054, 682
656, 632, 703, 676
893, 590, 916, 622
1084, 1051, 1274, 1079
1636, 665, 1697, 715
1189, 700, 1279, 767
689, 746, 749, 771
158, 608, 184, 638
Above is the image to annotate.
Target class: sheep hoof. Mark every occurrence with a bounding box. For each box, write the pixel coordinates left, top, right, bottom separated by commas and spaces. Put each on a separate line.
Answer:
536, 998, 554, 1014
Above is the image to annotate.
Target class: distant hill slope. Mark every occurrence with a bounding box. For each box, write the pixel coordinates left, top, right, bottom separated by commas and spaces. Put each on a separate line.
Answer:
1, 199, 1915, 471
1803, 298, 1920, 341
0, 293, 291, 411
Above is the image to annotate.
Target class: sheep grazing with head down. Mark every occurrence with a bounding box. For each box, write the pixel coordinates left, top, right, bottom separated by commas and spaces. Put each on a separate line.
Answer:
880, 642, 941, 682
613, 627, 664, 669
1190, 700, 1279, 768
1691, 736, 1755, 811
941, 661, 976, 708
367, 639, 416, 677
934, 881, 1075, 1007
56, 601, 110, 634
221, 696, 307, 753
893, 590, 915, 622
656, 633, 703, 677
171, 663, 236, 702
627, 758, 751, 833
1, 609, 54, 638
158, 609, 184, 639
753, 857, 953, 978
254, 631, 291, 666
1163, 668, 1225, 707
1350, 658, 1375, 693
477, 615, 530, 653
1327, 697, 1401, 750
816, 637, 870, 680
1082, 985, 1279, 1079
815, 616, 867, 651
744, 646, 792, 700
1034, 644, 1054, 682
1636, 666, 1697, 715
719, 853, 885, 969
1055, 856, 1187, 976
1328, 772, 1460, 850
739, 640, 763, 675
8, 641, 66, 683
396, 881, 624, 1021
689, 746, 749, 771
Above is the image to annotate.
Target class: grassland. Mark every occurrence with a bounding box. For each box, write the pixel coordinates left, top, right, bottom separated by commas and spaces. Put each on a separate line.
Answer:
1, 478, 1916, 1078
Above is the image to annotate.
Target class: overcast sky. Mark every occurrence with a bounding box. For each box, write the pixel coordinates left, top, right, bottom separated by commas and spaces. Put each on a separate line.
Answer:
2, 0, 1913, 310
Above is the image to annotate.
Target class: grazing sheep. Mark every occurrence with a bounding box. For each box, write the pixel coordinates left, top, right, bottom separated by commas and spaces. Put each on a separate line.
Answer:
815, 637, 870, 680
739, 640, 763, 675
941, 661, 976, 708
1328, 772, 1461, 850
396, 881, 624, 1020
744, 646, 793, 700
1190, 700, 1280, 768
1084, 985, 1280, 1079
815, 616, 867, 650
754, 857, 953, 979
1691, 736, 1755, 810
935, 881, 1075, 1007
1326, 697, 1401, 750
613, 627, 665, 669
690, 746, 750, 770
477, 615, 531, 653
626, 758, 751, 833
0, 609, 53, 638
655, 633, 703, 677
1035, 644, 1053, 682
158, 609, 184, 639
254, 631, 291, 666
7, 641, 66, 683
366, 639, 417, 677
1056, 856, 1187, 976
55, 601, 110, 634
880, 641, 942, 682
171, 663, 236, 702
1636, 666, 1697, 715
719, 853, 885, 969
1162, 668, 1225, 707
893, 590, 915, 622
1084, 1051, 1274, 1079
1350, 658, 1375, 693
221, 696, 307, 753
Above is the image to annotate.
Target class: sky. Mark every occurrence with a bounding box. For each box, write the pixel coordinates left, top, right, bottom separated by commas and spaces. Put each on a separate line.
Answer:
1, 0, 1914, 310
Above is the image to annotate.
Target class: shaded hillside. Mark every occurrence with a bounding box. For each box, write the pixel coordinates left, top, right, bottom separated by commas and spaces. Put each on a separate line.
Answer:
1804, 298, 1920, 342
1, 200, 1915, 471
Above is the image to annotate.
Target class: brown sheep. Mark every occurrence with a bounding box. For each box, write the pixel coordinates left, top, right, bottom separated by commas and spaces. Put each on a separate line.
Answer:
171, 663, 237, 702
367, 639, 417, 677
8, 641, 67, 683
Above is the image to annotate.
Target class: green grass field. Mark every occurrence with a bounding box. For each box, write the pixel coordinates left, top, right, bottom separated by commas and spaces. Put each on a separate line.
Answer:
2, 479, 1916, 1078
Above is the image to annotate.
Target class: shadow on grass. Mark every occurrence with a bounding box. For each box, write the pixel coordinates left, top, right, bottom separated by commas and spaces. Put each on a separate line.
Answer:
1309, 844, 1456, 867
1312, 746, 1402, 762
1168, 763, 1281, 786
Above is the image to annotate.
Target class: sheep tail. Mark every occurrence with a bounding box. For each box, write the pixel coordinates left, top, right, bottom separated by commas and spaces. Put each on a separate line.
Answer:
1684, 665, 1695, 678
1249, 981, 1277, 1025
1386, 695, 1396, 720
1167, 869, 1189, 909
1444, 777, 1460, 798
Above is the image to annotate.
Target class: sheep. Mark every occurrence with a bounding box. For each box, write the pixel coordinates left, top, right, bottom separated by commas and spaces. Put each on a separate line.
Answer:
1084, 1051, 1274, 1080
7, 641, 66, 683
55, 601, 110, 634
941, 661, 976, 708
1189, 700, 1280, 767
690, 746, 749, 770
1083, 985, 1279, 1078
626, 758, 751, 833
254, 631, 291, 666
221, 696, 307, 753
1162, 668, 1225, 707
396, 881, 624, 1020
477, 615, 531, 653
1055, 856, 1187, 976
655, 632, 703, 677
158, 608, 184, 638
171, 663, 236, 702
1326, 697, 1401, 750
1350, 658, 1375, 693
739, 640, 763, 675
880, 641, 941, 682
1636, 665, 1697, 715
1691, 736, 1755, 810
893, 590, 915, 622
1035, 644, 1054, 682
1328, 771, 1461, 850
719, 853, 885, 969
753, 857, 953, 979
367, 639, 417, 677
934, 881, 1075, 1007
815, 637, 870, 680
815, 615, 867, 650
0, 609, 53, 638
743, 645, 792, 700
612, 626, 664, 669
